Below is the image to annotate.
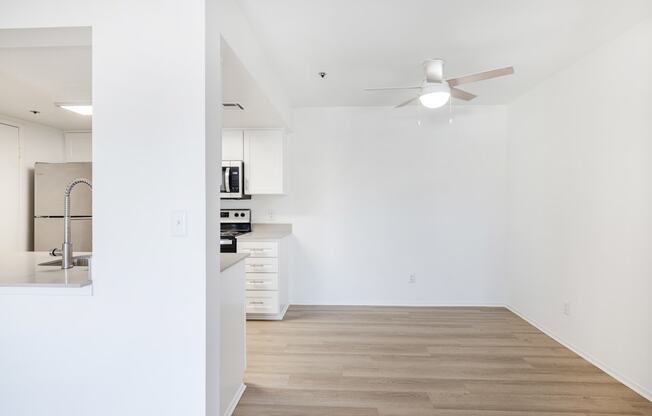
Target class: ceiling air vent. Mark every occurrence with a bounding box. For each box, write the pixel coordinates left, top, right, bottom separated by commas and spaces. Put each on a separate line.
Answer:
223, 102, 244, 110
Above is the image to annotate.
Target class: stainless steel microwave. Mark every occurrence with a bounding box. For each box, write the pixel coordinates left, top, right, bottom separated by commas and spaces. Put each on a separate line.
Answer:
221, 160, 250, 199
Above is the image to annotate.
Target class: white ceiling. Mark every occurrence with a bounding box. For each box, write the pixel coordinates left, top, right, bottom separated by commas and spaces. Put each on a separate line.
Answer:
222, 40, 286, 128
238, 0, 652, 107
0, 27, 91, 130
0, 28, 283, 131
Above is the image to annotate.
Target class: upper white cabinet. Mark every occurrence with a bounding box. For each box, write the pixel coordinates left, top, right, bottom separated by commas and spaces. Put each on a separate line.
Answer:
222, 129, 244, 160
222, 129, 285, 195
64, 132, 92, 162
243, 130, 284, 195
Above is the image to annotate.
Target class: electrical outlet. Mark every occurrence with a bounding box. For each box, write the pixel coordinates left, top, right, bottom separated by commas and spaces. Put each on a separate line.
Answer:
563, 302, 571, 316
408, 273, 417, 284
267, 208, 276, 221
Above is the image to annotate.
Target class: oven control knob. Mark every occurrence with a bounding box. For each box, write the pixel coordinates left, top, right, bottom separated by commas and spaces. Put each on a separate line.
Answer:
241, 212, 246, 217
234, 213, 239, 217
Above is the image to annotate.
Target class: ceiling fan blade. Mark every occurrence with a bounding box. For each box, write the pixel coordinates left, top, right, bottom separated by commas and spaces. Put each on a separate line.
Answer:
424, 59, 444, 83
447, 66, 514, 87
395, 96, 420, 108
364, 86, 421, 91
450, 87, 477, 101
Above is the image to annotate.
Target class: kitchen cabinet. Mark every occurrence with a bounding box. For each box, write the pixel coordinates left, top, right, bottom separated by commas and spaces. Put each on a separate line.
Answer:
221, 129, 285, 196
64, 132, 92, 162
222, 129, 244, 160
243, 130, 285, 195
238, 237, 289, 320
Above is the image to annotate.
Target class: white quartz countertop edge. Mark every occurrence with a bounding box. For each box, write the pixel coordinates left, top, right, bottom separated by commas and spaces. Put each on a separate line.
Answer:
0, 284, 93, 296
0, 252, 92, 295
221, 253, 249, 272
236, 223, 292, 241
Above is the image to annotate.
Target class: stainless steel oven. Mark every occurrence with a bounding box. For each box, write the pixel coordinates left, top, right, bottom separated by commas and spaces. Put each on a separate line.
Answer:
220, 209, 251, 253
221, 160, 250, 199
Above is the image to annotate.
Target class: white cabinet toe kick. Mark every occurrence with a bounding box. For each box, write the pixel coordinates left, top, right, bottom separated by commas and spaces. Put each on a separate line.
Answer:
238, 239, 288, 320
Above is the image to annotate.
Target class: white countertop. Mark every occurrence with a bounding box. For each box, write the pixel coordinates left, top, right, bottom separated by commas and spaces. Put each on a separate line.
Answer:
221, 253, 248, 272
0, 251, 92, 288
0, 251, 248, 294
236, 223, 292, 241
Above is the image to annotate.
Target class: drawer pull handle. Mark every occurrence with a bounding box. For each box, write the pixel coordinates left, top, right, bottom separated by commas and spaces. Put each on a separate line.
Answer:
249, 301, 265, 305
249, 280, 265, 284
250, 264, 265, 267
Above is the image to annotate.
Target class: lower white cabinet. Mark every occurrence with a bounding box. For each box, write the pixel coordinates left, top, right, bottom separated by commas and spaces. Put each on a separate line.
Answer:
246, 291, 280, 315
239, 241, 278, 257
246, 273, 278, 290
244, 257, 278, 273
238, 238, 288, 320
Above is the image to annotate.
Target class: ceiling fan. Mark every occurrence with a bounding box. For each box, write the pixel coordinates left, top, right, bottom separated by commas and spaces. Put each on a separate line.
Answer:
364, 59, 514, 109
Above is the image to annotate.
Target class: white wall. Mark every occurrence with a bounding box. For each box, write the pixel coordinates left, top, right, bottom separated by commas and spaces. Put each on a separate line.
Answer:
224, 105, 508, 305
507, 17, 652, 399
0, 2, 220, 416
0, 115, 65, 251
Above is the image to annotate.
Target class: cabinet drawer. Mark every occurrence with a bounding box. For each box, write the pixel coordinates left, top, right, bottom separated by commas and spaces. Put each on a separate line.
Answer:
245, 257, 277, 273
246, 273, 278, 290
238, 241, 278, 258
246, 291, 279, 314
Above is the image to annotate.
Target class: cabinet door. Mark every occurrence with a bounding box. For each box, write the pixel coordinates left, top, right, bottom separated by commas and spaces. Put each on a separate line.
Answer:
246, 291, 279, 314
243, 130, 284, 194
222, 129, 244, 160
238, 241, 278, 257
64, 132, 92, 162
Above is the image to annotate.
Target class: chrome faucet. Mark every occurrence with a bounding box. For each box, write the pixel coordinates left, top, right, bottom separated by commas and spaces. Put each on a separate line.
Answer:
55, 177, 92, 269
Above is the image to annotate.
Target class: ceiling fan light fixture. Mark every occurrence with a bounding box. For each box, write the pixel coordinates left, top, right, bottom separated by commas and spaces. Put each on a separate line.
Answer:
419, 83, 450, 109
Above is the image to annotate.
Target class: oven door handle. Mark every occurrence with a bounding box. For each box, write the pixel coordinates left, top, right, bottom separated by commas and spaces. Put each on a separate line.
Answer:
224, 167, 231, 193
220, 239, 233, 245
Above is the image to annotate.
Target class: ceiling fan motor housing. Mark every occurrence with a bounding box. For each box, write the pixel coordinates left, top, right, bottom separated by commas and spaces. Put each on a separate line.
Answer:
424, 59, 445, 83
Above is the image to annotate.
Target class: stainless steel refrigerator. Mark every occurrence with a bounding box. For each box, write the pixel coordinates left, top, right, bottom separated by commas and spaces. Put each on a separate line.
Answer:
34, 162, 92, 252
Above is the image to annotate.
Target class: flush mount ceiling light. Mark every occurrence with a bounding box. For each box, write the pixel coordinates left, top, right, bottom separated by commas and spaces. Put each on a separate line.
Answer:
55, 103, 93, 116
364, 59, 514, 109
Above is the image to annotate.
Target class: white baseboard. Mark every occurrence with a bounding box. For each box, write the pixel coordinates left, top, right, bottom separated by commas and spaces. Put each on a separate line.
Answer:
247, 303, 290, 320
506, 305, 652, 402
247, 303, 290, 321
223, 383, 246, 416
289, 301, 507, 308
278, 303, 290, 318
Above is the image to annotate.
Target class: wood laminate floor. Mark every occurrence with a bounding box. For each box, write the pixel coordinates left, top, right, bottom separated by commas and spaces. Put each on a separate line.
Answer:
234, 306, 651, 416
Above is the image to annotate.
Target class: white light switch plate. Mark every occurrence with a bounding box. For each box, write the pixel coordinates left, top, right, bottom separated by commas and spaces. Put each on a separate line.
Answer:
170, 210, 187, 236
